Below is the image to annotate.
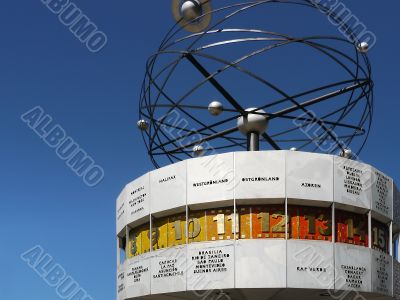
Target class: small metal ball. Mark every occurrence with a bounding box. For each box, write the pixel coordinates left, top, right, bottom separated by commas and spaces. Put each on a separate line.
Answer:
341, 148, 353, 159
208, 101, 223, 116
181, 0, 202, 21
357, 42, 369, 53
290, 147, 297, 151
137, 119, 148, 131
193, 144, 204, 157
237, 108, 268, 135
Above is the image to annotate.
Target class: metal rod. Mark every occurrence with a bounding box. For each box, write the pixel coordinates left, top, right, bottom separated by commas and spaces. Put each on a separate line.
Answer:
261, 132, 280, 150
171, 126, 239, 153
185, 53, 245, 114
150, 79, 366, 152
269, 81, 369, 120
247, 132, 260, 151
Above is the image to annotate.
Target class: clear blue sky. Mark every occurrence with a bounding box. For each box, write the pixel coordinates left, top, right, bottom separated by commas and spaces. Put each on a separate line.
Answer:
1, 1, 399, 299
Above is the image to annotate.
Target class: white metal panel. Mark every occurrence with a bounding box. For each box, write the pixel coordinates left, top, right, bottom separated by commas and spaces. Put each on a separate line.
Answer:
335, 243, 371, 292
126, 174, 150, 224
394, 260, 400, 299
334, 157, 372, 210
117, 263, 126, 300
116, 187, 127, 235
393, 184, 400, 229
125, 254, 152, 298
371, 250, 393, 296
187, 153, 234, 206
287, 240, 334, 289
235, 239, 286, 288
234, 151, 285, 201
186, 241, 235, 290
286, 151, 333, 203
371, 168, 393, 221
150, 161, 186, 215
151, 246, 186, 295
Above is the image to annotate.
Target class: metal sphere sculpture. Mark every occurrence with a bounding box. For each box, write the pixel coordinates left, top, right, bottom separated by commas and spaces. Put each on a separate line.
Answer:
139, 0, 374, 168
208, 100, 224, 116
237, 108, 268, 135
180, 0, 203, 21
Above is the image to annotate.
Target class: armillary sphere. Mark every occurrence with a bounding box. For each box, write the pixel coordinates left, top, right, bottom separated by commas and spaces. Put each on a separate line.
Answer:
138, 0, 373, 168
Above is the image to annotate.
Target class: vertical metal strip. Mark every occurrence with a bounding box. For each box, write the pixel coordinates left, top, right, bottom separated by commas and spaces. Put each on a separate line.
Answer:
332, 155, 336, 291
368, 211, 372, 248
284, 150, 288, 287
185, 161, 189, 292
233, 152, 236, 288
285, 197, 288, 240
390, 222, 393, 256
250, 207, 253, 239
332, 203, 336, 243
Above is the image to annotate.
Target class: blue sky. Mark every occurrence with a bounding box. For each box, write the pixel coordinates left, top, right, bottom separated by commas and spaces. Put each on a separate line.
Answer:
1, 1, 399, 299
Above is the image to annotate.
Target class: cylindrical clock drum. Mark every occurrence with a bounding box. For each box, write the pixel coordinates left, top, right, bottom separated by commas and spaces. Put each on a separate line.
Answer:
116, 151, 400, 300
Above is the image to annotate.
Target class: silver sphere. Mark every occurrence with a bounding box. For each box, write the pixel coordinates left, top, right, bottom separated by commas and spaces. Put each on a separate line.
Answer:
290, 147, 297, 151
341, 148, 353, 159
137, 119, 148, 131
237, 108, 268, 135
181, 0, 202, 21
208, 101, 223, 116
193, 144, 204, 157
357, 42, 369, 53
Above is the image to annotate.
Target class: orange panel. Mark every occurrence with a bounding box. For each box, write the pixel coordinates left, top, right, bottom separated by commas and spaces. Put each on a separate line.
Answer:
336, 210, 368, 247
289, 206, 332, 241
252, 205, 286, 239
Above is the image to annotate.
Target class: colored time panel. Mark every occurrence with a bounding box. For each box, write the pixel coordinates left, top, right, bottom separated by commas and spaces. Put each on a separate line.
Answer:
372, 219, 389, 253
127, 226, 144, 258
288, 206, 332, 241
206, 207, 237, 241
188, 211, 206, 243
140, 224, 151, 254
238, 207, 251, 239
167, 213, 186, 247
336, 210, 368, 247
152, 217, 168, 251
252, 205, 286, 239
226, 209, 239, 240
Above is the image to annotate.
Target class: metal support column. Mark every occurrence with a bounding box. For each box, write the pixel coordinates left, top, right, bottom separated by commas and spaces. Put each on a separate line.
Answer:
247, 132, 259, 151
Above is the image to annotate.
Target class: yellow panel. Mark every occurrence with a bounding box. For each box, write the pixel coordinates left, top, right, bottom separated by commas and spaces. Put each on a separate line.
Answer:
168, 213, 186, 247
152, 217, 169, 250
207, 207, 236, 241
127, 227, 142, 258
239, 207, 251, 239
140, 224, 151, 254
225, 208, 238, 240
188, 211, 206, 243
